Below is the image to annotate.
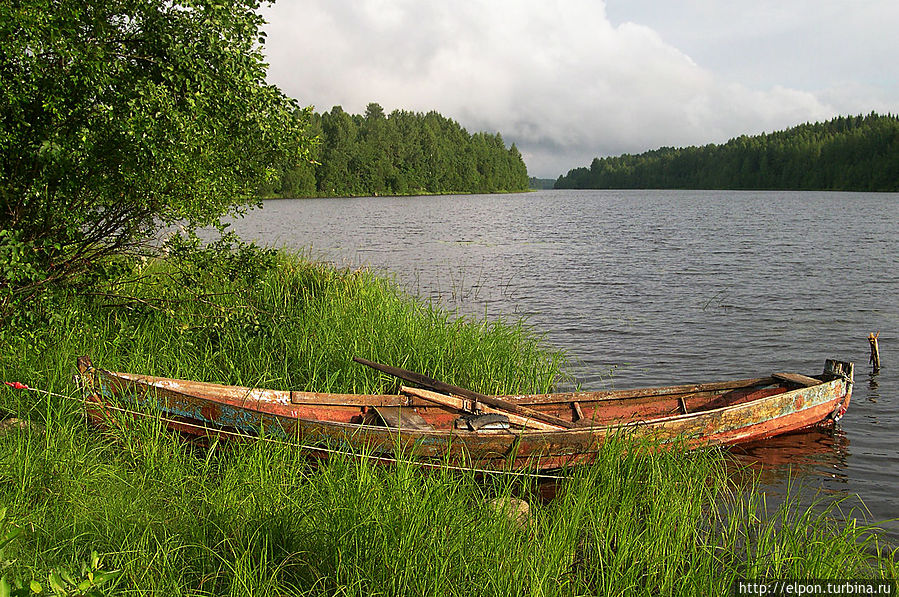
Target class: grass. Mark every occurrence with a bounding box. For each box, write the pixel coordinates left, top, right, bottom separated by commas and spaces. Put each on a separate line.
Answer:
0, 249, 896, 595
40, 250, 563, 395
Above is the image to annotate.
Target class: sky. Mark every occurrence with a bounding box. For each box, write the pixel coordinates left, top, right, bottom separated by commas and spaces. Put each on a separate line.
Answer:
260, 0, 899, 178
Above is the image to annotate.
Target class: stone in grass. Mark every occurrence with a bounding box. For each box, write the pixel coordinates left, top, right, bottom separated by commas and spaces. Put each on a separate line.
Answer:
487, 496, 530, 528
0, 418, 45, 436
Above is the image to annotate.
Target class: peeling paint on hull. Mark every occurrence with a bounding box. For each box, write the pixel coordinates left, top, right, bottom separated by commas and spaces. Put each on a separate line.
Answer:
77, 358, 853, 471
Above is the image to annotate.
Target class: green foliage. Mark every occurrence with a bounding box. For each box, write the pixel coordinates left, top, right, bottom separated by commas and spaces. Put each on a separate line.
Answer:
31, 249, 563, 394
0, 419, 893, 596
0, 508, 24, 576
0, 0, 312, 317
0, 249, 894, 595
556, 112, 899, 191
164, 231, 278, 288
1, 509, 119, 597
0, 230, 46, 320
272, 103, 530, 197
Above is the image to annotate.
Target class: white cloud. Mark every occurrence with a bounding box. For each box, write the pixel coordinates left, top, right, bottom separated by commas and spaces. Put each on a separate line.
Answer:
260, 1, 860, 177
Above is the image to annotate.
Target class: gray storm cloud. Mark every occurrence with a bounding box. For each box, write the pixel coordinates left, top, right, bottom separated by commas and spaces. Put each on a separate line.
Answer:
261, 1, 840, 177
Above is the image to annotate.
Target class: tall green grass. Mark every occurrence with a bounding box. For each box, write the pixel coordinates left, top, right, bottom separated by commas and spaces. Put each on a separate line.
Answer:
1, 418, 894, 596
2, 251, 563, 396
0, 251, 895, 595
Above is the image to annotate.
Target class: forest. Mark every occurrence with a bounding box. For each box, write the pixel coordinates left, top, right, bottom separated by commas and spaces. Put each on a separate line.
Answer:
555, 112, 899, 191
267, 103, 530, 197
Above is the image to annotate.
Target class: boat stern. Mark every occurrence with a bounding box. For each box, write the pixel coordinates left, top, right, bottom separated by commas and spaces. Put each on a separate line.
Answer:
822, 359, 854, 421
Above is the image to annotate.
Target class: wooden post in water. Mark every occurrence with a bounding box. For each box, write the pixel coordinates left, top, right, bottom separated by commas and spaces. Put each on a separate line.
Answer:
868, 332, 881, 373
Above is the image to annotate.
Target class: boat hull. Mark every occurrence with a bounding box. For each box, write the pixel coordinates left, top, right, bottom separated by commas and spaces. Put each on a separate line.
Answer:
76, 358, 853, 471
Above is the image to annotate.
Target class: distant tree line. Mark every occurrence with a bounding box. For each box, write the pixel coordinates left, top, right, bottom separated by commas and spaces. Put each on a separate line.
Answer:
528, 177, 557, 190
267, 103, 529, 197
555, 112, 899, 191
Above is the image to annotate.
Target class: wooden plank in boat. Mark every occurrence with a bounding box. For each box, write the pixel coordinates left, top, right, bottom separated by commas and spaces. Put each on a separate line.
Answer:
506, 377, 775, 405
371, 406, 434, 430
772, 372, 822, 387
572, 401, 584, 421
401, 386, 564, 431
354, 357, 576, 429
290, 391, 408, 406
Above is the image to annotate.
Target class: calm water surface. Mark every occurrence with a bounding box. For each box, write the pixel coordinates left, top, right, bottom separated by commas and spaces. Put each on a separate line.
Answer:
226, 190, 898, 540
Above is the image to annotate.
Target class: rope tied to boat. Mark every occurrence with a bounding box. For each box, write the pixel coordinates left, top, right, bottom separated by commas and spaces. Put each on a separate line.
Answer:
836, 372, 854, 385
2, 375, 568, 481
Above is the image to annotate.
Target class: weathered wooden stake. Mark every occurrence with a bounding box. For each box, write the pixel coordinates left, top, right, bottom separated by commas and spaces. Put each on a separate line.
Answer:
868, 332, 881, 373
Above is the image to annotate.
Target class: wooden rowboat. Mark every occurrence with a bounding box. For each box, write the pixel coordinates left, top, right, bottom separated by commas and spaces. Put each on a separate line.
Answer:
75, 357, 853, 471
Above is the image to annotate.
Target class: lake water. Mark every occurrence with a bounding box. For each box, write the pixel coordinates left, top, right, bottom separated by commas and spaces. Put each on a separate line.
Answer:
224, 189, 897, 541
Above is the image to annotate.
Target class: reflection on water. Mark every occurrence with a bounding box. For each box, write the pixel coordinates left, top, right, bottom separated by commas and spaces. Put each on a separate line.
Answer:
532, 429, 851, 504
729, 428, 850, 486
225, 190, 899, 543
866, 373, 880, 401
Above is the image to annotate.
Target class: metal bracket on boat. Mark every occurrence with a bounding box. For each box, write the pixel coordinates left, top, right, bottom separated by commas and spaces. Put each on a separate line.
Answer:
823, 359, 854, 385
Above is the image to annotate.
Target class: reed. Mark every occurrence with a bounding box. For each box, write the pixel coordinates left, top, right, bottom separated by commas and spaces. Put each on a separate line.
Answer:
0, 252, 894, 595
1, 420, 893, 596
56, 252, 565, 395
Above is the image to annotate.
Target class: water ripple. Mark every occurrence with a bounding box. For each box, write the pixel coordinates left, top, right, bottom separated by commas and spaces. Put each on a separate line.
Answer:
226, 190, 899, 542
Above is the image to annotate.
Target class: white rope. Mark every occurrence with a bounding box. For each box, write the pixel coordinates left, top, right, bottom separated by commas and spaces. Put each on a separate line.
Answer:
4, 381, 568, 481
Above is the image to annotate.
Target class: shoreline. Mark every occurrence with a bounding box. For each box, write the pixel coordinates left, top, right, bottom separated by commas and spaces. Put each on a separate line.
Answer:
1, 249, 894, 594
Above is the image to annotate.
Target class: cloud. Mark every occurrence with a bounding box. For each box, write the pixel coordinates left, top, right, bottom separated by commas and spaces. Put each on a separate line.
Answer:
261, 0, 839, 177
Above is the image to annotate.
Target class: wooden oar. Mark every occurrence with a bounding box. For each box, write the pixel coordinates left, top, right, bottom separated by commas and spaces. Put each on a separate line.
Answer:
353, 356, 576, 429
400, 386, 564, 431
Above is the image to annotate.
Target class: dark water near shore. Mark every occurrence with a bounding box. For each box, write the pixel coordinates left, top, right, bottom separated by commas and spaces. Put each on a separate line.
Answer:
224, 189, 898, 541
